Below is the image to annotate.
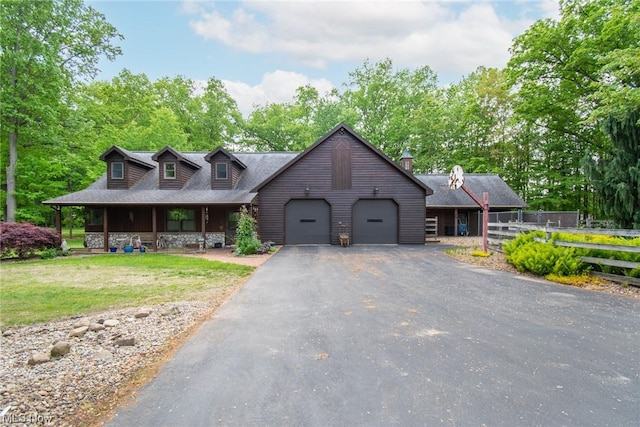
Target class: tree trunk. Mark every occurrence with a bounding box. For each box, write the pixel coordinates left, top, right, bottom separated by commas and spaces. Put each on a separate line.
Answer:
6, 128, 18, 222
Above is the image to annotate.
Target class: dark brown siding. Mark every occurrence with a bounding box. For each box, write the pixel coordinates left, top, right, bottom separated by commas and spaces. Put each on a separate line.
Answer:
157, 152, 178, 189
105, 153, 127, 189
258, 132, 426, 245
210, 152, 232, 189
332, 141, 352, 189
128, 163, 149, 187
231, 163, 242, 188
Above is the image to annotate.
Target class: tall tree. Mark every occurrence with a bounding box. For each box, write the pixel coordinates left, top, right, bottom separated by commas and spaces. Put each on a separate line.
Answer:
342, 58, 439, 162
242, 85, 350, 151
0, 0, 122, 221
507, 0, 637, 214
198, 78, 244, 150
587, 110, 640, 228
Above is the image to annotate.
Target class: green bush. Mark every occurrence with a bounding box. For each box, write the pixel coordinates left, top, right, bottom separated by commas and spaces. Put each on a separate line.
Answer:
504, 233, 585, 276
235, 206, 261, 256
0, 222, 62, 259
552, 232, 640, 277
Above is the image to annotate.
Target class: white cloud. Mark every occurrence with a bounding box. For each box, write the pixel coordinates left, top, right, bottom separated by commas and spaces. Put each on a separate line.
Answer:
185, 0, 539, 78
219, 70, 335, 117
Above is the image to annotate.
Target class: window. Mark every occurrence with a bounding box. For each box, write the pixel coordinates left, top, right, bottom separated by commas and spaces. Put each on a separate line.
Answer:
164, 162, 176, 180
166, 208, 195, 232
111, 162, 124, 179
86, 208, 103, 226
216, 162, 228, 180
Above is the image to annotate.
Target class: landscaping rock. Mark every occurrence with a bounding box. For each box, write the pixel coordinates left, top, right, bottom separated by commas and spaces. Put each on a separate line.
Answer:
73, 319, 91, 328
103, 319, 119, 327
89, 322, 105, 331
135, 308, 151, 318
114, 337, 136, 347
161, 305, 181, 316
1, 301, 211, 426
69, 326, 88, 338
27, 352, 51, 365
93, 349, 114, 362
51, 341, 71, 358
2, 329, 15, 337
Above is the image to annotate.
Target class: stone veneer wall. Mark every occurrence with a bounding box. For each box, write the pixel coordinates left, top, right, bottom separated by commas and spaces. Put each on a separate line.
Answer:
85, 232, 225, 250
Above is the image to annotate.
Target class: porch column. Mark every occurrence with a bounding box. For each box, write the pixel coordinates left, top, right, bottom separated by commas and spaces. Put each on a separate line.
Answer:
103, 207, 109, 252
201, 206, 207, 241
54, 206, 62, 235
152, 207, 157, 252
454, 208, 459, 237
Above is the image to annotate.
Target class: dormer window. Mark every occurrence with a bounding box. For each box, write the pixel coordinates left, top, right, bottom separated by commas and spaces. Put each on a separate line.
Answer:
164, 162, 176, 180
111, 162, 124, 180
216, 162, 228, 180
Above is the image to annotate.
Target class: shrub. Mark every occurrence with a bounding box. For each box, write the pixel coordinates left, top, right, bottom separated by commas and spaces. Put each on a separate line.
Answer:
0, 222, 62, 259
552, 232, 640, 276
234, 206, 261, 256
504, 233, 585, 276
471, 250, 491, 257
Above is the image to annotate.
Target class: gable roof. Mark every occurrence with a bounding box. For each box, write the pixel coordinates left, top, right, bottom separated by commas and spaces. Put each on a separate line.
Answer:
99, 146, 155, 169
204, 147, 247, 170
252, 123, 433, 195
151, 146, 201, 170
416, 174, 527, 209
44, 151, 297, 206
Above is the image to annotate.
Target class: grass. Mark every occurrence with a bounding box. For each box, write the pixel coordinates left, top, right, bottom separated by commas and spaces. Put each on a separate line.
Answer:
0, 253, 254, 327
60, 228, 85, 249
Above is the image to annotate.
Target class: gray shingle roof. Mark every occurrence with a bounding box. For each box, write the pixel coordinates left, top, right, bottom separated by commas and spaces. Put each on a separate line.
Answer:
44, 151, 298, 206
417, 174, 527, 209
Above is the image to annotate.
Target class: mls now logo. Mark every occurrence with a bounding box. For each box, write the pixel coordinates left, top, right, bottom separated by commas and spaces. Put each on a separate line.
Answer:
0, 405, 54, 424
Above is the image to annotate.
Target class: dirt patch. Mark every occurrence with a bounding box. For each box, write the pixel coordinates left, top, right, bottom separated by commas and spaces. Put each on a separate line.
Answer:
179, 247, 275, 267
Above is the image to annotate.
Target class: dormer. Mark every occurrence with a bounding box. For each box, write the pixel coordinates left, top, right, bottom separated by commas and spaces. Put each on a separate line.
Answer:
99, 146, 155, 189
204, 147, 247, 190
151, 147, 201, 190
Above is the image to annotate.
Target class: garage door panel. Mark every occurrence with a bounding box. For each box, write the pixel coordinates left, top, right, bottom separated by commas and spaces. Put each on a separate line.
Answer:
353, 199, 398, 244
285, 200, 330, 244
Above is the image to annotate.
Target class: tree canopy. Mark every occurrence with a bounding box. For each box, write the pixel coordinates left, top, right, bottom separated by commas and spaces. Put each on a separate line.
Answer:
2, 0, 638, 228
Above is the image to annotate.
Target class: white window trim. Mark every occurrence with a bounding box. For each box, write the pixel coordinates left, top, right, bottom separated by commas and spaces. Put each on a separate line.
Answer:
216, 162, 228, 180
164, 162, 176, 180
111, 162, 124, 180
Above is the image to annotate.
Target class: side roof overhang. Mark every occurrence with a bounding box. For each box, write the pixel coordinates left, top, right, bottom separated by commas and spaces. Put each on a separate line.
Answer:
251, 122, 433, 195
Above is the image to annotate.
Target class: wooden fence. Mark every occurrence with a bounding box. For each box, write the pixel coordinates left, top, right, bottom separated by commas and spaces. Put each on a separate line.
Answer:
488, 222, 640, 287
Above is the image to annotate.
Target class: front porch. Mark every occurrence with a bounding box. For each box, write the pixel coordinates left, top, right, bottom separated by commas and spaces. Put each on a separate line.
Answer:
84, 231, 227, 251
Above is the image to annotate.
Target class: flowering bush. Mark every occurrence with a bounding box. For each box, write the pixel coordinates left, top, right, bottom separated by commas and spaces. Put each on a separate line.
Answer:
0, 222, 62, 259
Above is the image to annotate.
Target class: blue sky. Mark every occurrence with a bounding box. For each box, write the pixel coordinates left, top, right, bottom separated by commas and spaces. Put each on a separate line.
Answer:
90, 0, 559, 116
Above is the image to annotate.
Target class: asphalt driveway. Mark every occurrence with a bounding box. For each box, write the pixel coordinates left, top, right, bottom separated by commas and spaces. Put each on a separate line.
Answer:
109, 245, 640, 426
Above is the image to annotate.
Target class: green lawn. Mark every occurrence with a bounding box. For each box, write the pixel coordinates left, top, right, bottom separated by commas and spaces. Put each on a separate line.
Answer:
60, 228, 86, 249
0, 253, 254, 326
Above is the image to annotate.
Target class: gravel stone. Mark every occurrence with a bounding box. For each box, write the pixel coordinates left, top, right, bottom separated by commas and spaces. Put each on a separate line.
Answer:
0, 301, 211, 426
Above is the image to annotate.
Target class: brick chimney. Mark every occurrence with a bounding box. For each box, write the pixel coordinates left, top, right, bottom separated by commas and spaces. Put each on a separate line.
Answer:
400, 149, 413, 173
